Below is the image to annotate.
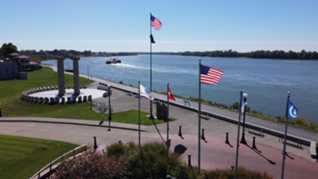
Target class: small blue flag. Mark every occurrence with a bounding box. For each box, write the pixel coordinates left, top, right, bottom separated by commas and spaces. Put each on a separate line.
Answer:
287, 101, 298, 119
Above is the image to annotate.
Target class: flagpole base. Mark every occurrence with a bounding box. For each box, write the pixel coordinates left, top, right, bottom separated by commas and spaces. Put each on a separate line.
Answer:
240, 135, 247, 145
147, 114, 156, 120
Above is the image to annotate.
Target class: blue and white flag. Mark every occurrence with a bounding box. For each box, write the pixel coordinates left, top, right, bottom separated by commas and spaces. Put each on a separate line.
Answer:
240, 92, 248, 113
287, 101, 298, 119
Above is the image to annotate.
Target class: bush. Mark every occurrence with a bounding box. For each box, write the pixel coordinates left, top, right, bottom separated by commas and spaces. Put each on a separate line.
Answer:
54, 142, 272, 179
129, 143, 177, 178
107, 142, 184, 179
52, 152, 129, 179
107, 142, 132, 158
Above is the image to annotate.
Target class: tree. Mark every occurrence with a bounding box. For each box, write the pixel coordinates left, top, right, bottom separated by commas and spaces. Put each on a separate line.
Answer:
0, 43, 18, 57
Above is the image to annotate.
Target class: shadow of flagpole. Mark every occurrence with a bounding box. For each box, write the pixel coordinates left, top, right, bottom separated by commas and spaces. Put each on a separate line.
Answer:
245, 143, 276, 165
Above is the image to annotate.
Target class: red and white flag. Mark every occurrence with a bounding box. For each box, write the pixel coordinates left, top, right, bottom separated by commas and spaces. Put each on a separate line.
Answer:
167, 84, 176, 102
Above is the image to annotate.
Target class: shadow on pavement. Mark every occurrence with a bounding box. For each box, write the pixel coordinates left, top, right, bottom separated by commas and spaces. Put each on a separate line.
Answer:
244, 144, 276, 165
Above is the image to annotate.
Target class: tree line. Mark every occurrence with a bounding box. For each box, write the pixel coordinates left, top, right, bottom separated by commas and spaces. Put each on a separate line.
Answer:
21, 49, 138, 57
0, 43, 18, 58
177, 49, 318, 60
21, 49, 318, 61
2, 42, 318, 60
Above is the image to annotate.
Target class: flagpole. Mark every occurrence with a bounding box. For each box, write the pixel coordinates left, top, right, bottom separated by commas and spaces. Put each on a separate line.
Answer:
235, 91, 243, 179
281, 91, 290, 179
198, 59, 202, 172
166, 83, 170, 143
87, 64, 90, 80
149, 13, 154, 119
108, 86, 112, 131
138, 81, 141, 148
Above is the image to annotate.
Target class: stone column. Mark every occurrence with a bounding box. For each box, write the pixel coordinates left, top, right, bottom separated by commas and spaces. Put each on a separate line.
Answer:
73, 57, 80, 96
57, 58, 65, 97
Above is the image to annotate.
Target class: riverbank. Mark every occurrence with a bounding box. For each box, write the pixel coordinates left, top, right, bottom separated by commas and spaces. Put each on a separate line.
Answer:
184, 96, 318, 133
92, 77, 318, 134
86, 78, 318, 144
41, 63, 318, 141
42, 55, 318, 122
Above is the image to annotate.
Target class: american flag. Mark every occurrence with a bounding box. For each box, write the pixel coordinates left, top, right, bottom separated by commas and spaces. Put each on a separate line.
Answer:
151, 14, 162, 30
200, 64, 224, 85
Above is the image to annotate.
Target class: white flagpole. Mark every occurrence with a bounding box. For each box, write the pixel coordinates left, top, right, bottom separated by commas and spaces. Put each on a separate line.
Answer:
138, 81, 141, 148
108, 86, 112, 131
281, 91, 290, 179
198, 59, 202, 172
149, 13, 154, 119
235, 91, 244, 179
166, 82, 170, 143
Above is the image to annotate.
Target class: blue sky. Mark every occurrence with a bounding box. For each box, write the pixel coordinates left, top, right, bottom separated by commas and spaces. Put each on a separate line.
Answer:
1, 0, 317, 52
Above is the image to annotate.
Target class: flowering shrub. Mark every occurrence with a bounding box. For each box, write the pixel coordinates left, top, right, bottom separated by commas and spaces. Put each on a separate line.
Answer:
53, 142, 272, 179
52, 151, 129, 179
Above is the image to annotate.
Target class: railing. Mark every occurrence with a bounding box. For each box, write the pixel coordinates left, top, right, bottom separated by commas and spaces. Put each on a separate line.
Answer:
30, 144, 88, 179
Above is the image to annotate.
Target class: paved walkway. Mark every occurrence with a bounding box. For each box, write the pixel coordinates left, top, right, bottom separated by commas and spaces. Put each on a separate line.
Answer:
1, 88, 317, 179
48, 64, 318, 142
0, 116, 317, 179
6, 66, 316, 178
88, 76, 318, 142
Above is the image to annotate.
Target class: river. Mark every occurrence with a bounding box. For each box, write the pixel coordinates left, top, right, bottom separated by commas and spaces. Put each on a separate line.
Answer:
42, 55, 318, 122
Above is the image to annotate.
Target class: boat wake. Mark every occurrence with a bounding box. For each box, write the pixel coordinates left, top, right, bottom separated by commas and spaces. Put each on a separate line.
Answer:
111, 63, 195, 75
111, 63, 147, 70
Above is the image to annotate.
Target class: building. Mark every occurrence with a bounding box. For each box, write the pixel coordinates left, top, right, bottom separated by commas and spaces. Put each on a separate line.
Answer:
0, 53, 42, 80
0, 60, 20, 80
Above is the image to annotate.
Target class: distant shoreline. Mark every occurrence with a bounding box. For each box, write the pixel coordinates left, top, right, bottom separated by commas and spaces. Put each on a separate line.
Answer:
21, 49, 318, 61
124, 53, 318, 61
138, 51, 318, 61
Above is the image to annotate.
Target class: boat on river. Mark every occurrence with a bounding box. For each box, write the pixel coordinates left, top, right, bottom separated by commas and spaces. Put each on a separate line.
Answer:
106, 58, 121, 64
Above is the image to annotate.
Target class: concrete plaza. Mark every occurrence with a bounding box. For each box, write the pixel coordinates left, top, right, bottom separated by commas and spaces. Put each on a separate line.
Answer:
1, 87, 317, 178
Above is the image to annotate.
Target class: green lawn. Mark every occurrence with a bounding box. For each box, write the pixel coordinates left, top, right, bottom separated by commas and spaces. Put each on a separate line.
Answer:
0, 67, 93, 117
0, 135, 77, 179
0, 68, 163, 125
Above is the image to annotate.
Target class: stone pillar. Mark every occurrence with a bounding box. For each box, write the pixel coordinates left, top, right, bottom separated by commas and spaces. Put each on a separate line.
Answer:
73, 57, 80, 96
57, 58, 65, 97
